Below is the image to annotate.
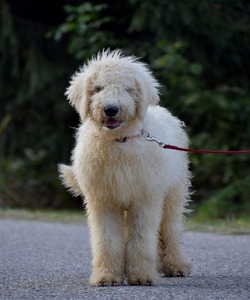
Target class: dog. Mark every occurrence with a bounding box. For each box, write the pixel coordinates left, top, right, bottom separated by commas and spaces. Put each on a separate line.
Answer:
58, 50, 191, 286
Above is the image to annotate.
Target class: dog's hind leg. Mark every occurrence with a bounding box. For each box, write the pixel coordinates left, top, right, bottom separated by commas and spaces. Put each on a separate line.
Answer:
87, 202, 125, 286
159, 186, 191, 277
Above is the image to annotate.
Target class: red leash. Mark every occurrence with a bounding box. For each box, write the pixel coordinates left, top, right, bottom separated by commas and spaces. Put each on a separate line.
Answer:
161, 144, 250, 154
142, 130, 250, 155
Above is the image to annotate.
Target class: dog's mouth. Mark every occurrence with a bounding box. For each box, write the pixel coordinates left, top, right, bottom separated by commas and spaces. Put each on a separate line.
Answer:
102, 118, 122, 130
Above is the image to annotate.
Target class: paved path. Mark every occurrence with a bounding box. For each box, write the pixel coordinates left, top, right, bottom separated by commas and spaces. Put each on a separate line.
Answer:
0, 220, 249, 300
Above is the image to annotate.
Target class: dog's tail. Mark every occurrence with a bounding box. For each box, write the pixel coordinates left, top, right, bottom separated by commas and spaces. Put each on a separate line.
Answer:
58, 164, 82, 196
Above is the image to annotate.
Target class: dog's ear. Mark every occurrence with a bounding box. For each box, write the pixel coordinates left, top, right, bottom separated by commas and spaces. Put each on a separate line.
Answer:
65, 70, 91, 120
145, 80, 160, 106
134, 63, 160, 106
134, 76, 160, 120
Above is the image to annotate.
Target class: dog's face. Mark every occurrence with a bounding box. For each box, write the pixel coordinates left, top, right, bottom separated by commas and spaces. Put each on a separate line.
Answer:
88, 71, 140, 130
66, 50, 160, 132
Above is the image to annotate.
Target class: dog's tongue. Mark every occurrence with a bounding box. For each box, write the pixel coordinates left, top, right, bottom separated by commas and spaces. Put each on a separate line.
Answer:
105, 119, 120, 129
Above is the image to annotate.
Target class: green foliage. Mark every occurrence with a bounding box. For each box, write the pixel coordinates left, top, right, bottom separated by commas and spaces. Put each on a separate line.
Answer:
0, 1, 77, 208
0, 149, 60, 207
196, 175, 250, 220
51, 3, 115, 60
1, 0, 250, 217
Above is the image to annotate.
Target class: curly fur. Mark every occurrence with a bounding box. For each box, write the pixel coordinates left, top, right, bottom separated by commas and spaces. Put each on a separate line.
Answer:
59, 49, 191, 286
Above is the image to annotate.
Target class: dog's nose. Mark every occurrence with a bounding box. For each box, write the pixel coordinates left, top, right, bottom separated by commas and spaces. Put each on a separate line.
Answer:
104, 105, 119, 117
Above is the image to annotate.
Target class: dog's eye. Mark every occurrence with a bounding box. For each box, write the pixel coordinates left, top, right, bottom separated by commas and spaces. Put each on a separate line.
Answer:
93, 86, 104, 93
125, 87, 135, 94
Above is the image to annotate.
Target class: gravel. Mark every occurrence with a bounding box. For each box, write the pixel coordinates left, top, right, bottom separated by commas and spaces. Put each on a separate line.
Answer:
0, 220, 249, 300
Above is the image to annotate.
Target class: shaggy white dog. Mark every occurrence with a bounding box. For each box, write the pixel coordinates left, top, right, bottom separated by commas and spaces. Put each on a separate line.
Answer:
59, 50, 191, 286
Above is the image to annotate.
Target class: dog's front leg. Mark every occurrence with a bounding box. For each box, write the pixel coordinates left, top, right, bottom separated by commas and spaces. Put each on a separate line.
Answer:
86, 202, 125, 286
126, 202, 162, 285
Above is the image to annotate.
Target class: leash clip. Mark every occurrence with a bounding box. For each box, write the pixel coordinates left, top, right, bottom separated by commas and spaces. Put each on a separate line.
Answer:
141, 130, 166, 148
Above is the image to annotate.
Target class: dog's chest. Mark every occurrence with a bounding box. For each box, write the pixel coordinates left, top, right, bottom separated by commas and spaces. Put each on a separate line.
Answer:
76, 143, 156, 205
91, 151, 141, 191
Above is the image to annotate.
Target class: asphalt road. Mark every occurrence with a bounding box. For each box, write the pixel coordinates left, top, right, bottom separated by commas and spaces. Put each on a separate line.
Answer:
0, 220, 249, 300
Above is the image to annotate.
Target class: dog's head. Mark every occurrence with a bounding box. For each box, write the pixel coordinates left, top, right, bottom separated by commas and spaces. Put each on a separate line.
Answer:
65, 49, 160, 132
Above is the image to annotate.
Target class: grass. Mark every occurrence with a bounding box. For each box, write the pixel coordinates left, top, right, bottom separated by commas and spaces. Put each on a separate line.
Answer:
0, 208, 250, 235
186, 216, 250, 235
0, 208, 87, 225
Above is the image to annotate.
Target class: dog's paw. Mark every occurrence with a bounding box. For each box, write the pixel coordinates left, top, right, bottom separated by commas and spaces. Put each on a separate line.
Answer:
127, 272, 157, 286
90, 271, 124, 287
161, 261, 191, 277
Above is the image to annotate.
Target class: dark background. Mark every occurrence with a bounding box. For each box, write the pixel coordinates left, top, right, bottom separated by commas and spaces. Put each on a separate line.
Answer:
1, 0, 250, 219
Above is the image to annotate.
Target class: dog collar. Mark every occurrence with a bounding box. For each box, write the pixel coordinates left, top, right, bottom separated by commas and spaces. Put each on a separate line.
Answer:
115, 131, 143, 143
